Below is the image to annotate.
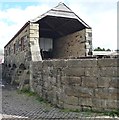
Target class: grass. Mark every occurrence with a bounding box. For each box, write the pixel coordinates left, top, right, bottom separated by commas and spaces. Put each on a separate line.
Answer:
17, 88, 49, 105
17, 88, 36, 96
102, 110, 119, 117
60, 108, 119, 117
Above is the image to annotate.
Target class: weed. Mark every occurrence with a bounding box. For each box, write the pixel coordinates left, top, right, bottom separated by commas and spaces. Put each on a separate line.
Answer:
17, 88, 49, 105
17, 89, 119, 117
60, 108, 119, 117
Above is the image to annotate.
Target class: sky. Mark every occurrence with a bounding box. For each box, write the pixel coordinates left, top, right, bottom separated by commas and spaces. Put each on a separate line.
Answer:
0, 0, 118, 52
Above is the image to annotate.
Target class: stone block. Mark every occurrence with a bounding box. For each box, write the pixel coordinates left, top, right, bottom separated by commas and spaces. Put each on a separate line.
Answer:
98, 59, 118, 67
99, 67, 118, 77
36, 85, 43, 96
51, 59, 67, 68
42, 60, 53, 68
63, 104, 81, 111
30, 29, 35, 34
50, 77, 57, 86
109, 77, 119, 88
106, 100, 119, 109
79, 98, 93, 107
61, 76, 69, 85
57, 101, 64, 108
58, 90, 66, 102
30, 24, 39, 29
61, 76, 81, 86
78, 87, 94, 98
64, 86, 79, 97
42, 75, 49, 83
65, 96, 78, 105
82, 77, 97, 88
85, 68, 98, 77
30, 33, 39, 38
32, 63, 42, 71
108, 87, 119, 100
67, 59, 97, 68
63, 67, 85, 77
95, 88, 109, 99
81, 59, 97, 68
97, 77, 111, 88
42, 68, 51, 76
67, 59, 82, 67
47, 91, 54, 103
94, 88, 119, 100
92, 98, 107, 109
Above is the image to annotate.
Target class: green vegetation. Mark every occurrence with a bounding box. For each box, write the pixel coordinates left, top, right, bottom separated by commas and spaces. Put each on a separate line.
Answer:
17, 88, 49, 104
60, 108, 119, 117
18, 88, 119, 117
102, 110, 119, 117
17, 88, 36, 96
94, 47, 111, 51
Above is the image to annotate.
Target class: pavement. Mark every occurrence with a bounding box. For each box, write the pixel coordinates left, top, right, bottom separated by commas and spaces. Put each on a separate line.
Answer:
1, 84, 119, 120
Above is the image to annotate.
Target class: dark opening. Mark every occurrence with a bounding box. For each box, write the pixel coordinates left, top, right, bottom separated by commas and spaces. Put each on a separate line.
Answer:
8, 64, 11, 68
36, 15, 86, 60
19, 63, 26, 70
12, 64, 17, 69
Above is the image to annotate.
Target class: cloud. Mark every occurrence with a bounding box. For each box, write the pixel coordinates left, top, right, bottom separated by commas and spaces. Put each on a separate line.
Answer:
68, 1, 117, 50
0, 4, 51, 50
117, 1, 119, 49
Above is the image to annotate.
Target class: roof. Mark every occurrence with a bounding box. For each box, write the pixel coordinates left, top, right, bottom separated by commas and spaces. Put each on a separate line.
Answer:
5, 3, 91, 48
4, 21, 30, 48
31, 2, 91, 28
93, 51, 119, 56
32, 3, 91, 39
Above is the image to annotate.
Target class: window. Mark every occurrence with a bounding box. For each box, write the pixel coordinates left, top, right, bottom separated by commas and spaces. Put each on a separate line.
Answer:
5, 50, 7, 56
8, 47, 10, 55
21, 37, 25, 51
14, 44, 16, 54
40, 38, 53, 51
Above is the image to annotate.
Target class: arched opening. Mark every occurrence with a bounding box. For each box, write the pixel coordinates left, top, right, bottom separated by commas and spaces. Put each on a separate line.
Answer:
19, 63, 26, 70
8, 64, 11, 68
38, 16, 88, 59
12, 64, 17, 69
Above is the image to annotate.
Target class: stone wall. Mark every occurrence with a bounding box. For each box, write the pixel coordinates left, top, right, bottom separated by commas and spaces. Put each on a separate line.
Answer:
3, 22, 42, 85
53, 29, 92, 59
32, 58, 119, 111
4, 23, 30, 69
4, 23, 41, 69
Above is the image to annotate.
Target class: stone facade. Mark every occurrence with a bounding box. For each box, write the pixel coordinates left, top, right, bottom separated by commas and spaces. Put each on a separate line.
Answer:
53, 29, 92, 58
4, 25, 92, 68
4, 22, 92, 85
3, 22, 41, 85
4, 3, 92, 70
31, 58, 119, 111
3, 3, 119, 113
3, 3, 92, 85
4, 22, 41, 69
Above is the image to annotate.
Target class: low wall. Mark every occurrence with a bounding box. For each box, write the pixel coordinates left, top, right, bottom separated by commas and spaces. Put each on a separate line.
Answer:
32, 58, 119, 111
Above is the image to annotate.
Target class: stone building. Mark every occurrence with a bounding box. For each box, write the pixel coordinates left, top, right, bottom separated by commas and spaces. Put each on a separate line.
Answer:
3, 3, 119, 112
4, 3, 92, 69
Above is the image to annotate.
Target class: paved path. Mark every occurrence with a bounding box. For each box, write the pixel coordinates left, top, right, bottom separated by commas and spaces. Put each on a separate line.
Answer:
1, 85, 119, 120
